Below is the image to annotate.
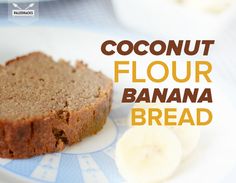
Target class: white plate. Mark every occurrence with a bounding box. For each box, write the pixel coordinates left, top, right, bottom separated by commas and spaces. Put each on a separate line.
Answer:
0, 27, 236, 183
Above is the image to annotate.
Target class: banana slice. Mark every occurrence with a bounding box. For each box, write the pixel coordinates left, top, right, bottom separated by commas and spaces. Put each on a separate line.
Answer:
183, 0, 235, 13
169, 125, 200, 158
130, 102, 201, 159
115, 126, 182, 182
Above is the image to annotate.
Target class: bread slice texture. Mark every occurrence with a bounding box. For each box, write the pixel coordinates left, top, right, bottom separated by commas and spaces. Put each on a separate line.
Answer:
0, 52, 113, 159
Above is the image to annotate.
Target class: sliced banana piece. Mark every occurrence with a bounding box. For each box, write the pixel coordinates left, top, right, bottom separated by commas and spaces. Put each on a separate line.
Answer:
169, 125, 200, 158
115, 126, 182, 182
130, 102, 201, 159
183, 0, 235, 13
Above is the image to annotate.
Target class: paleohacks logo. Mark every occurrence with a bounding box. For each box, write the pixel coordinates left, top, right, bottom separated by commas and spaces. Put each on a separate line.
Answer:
8, 1, 39, 25
11, 3, 35, 17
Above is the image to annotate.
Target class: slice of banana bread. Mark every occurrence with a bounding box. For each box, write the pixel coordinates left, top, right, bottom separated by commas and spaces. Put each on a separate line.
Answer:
0, 52, 113, 159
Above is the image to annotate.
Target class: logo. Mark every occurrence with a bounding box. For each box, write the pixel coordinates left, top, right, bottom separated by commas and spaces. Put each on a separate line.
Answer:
12, 3, 35, 17
8, 1, 39, 25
